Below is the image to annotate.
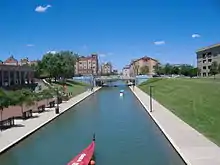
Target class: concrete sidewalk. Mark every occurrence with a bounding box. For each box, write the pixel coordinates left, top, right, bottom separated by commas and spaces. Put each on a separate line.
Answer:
130, 86, 220, 165
0, 87, 101, 154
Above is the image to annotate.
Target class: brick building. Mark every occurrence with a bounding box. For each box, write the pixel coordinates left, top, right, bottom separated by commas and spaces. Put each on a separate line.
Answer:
75, 54, 99, 76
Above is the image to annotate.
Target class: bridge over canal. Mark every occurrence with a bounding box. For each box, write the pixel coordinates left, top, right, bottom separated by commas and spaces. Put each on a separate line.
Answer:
0, 83, 185, 165
94, 76, 135, 86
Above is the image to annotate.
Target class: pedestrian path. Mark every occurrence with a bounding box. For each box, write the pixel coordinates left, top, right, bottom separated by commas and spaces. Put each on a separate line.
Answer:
0, 87, 101, 154
130, 86, 220, 165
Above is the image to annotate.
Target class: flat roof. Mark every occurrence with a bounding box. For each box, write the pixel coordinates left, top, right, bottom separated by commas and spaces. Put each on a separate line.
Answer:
196, 43, 220, 53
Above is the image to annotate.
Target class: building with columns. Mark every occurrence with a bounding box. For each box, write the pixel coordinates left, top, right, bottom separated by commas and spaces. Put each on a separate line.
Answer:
0, 56, 35, 87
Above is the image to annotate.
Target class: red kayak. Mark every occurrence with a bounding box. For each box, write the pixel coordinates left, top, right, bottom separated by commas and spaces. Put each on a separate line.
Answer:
67, 135, 95, 165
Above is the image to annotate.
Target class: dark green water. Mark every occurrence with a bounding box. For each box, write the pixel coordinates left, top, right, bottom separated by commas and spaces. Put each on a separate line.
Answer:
0, 87, 185, 165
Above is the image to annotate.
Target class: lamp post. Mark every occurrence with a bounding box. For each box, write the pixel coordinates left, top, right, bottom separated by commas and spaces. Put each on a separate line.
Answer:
55, 88, 59, 114
90, 67, 94, 91
149, 85, 153, 112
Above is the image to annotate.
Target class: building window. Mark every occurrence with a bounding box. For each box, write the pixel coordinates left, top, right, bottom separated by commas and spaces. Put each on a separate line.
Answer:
208, 59, 212, 63
203, 66, 206, 70
208, 66, 211, 69
203, 72, 206, 77
203, 60, 206, 63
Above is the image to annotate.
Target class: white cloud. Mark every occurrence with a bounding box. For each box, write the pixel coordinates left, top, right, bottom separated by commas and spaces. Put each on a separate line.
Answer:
26, 44, 34, 47
192, 34, 201, 38
154, 41, 165, 45
35, 5, 51, 13
99, 52, 113, 58
47, 51, 56, 54
99, 54, 106, 57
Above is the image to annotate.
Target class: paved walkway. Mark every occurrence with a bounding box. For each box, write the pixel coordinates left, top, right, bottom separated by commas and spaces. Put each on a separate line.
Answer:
130, 86, 220, 165
0, 87, 101, 154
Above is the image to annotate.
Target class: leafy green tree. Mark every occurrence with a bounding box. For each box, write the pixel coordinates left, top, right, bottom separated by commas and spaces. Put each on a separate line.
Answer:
189, 67, 198, 78
41, 89, 54, 105
154, 63, 164, 75
139, 66, 149, 75
11, 89, 35, 116
210, 61, 218, 79
164, 63, 173, 75
218, 63, 220, 73
179, 64, 194, 76
31, 61, 44, 78
0, 89, 11, 122
39, 51, 78, 82
171, 66, 180, 75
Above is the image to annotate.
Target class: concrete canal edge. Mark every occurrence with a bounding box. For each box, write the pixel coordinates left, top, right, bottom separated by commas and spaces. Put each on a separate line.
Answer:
129, 87, 189, 165
0, 87, 101, 155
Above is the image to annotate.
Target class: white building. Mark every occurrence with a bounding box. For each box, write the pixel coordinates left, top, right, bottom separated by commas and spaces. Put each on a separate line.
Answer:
122, 65, 131, 77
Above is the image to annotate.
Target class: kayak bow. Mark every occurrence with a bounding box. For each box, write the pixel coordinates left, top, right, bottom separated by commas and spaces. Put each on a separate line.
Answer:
67, 135, 95, 165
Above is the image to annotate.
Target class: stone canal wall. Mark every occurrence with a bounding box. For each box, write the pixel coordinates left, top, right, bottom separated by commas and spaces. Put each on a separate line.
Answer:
130, 86, 220, 165
0, 87, 101, 154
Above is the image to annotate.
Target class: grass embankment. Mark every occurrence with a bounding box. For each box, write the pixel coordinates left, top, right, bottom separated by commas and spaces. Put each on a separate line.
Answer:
53, 80, 89, 97
139, 78, 220, 145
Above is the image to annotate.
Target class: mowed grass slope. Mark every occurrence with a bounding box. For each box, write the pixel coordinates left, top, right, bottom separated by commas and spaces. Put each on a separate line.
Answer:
139, 78, 220, 145
53, 80, 89, 97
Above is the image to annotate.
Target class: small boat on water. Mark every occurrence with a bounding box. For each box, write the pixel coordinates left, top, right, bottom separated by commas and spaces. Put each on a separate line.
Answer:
120, 90, 124, 97
67, 135, 96, 165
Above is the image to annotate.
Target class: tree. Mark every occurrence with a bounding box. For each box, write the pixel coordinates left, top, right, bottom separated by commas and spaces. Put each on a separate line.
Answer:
0, 89, 11, 122
154, 63, 164, 75
164, 63, 173, 75
39, 51, 79, 82
31, 61, 44, 78
10, 89, 35, 117
179, 64, 194, 76
41, 89, 54, 105
171, 66, 180, 75
210, 61, 218, 79
218, 63, 220, 73
189, 67, 198, 78
139, 66, 149, 75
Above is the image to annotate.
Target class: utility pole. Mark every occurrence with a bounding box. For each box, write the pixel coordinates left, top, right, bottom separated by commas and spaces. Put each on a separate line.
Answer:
149, 86, 153, 112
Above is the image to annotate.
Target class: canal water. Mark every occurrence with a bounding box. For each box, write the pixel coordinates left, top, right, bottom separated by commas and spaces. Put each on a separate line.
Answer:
0, 87, 185, 165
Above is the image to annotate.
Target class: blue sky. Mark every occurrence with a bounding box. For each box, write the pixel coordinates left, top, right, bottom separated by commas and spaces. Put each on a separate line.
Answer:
0, 0, 220, 70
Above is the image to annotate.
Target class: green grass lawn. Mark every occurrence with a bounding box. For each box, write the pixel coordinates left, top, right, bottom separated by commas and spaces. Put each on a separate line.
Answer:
52, 80, 89, 97
139, 78, 220, 145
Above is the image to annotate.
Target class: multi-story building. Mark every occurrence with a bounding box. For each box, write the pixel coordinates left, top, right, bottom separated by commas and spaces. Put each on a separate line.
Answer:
75, 54, 99, 76
129, 56, 158, 76
101, 62, 112, 75
196, 43, 220, 77
0, 56, 35, 87
122, 65, 131, 77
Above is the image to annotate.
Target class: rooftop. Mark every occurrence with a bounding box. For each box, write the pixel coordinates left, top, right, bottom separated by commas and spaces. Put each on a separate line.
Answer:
196, 43, 220, 52
130, 56, 158, 64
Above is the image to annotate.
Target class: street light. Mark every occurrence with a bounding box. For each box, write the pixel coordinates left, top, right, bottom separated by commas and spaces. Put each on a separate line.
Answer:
149, 85, 153, 112
55, 88, 59, 114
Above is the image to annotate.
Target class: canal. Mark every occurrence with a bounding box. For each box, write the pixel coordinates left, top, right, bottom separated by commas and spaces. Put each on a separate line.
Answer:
0, 87, 185, 165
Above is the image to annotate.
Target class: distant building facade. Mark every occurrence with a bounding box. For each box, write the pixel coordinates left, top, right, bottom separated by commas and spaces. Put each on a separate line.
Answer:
75, 54, 99, 76
196, 43, 220, 77
101, 62, 112, 75
128, 56, 158, 76
0, 56, 35, 87
122, 65, 131, 77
